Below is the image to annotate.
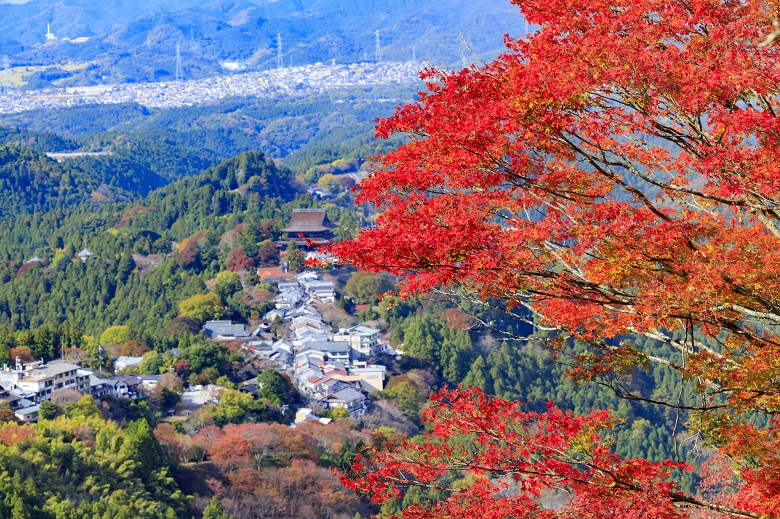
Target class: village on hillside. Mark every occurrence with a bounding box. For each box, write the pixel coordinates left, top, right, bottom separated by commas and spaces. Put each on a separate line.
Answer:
0, 208, 398, 427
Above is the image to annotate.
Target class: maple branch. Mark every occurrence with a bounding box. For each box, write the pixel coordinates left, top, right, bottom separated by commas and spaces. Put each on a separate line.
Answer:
668, 493, 762, 519
751, 207, 780, 240
592, 377, 727, 412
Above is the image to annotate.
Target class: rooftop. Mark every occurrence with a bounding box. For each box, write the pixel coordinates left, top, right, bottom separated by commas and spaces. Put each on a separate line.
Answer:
332, 388, 364, 403
203, 320, 250, 339
23, 362, 79, 380
115, 356, 143, 367
281, 209, 336, 234
15, 405, 40, 416
300, 340, 350, 354
337, 325, 380, 337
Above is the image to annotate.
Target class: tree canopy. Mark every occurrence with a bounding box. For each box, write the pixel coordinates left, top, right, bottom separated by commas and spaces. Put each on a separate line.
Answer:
332, 0, 780, 517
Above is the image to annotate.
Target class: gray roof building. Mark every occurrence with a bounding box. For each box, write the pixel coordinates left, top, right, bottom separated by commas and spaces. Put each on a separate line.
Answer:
203, 320, 250, 339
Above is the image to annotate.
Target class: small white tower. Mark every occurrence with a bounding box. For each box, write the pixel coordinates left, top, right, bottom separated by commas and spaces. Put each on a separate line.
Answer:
46, 23, 56, 42
78, 248, 93, 263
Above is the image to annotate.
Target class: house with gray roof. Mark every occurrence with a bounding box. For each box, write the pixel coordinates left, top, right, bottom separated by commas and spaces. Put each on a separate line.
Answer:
89, 374, 110, 399
78, 248, 93, 262
114, 356, 143, 373
298, 341, 351, 363
15, 404, 40, 423
0, 387, 23, 410
202, 320, 250, 340
325, 388, 366, 417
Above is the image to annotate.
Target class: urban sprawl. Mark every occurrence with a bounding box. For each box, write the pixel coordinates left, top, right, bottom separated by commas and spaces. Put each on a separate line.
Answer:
0, 61, 421, 114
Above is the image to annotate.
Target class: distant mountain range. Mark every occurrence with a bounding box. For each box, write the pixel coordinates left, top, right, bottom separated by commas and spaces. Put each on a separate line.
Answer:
0, 0, 526, 86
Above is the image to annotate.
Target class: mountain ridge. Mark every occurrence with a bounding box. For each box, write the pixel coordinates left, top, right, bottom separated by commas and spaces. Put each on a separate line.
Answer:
0, 0, 526, 85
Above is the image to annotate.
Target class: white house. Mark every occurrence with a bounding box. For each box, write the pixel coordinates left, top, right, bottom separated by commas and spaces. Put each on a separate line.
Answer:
15, 405, 40, 423
334, 325, 381, 359
324, 388, 366, 417
114, 356, 143, 373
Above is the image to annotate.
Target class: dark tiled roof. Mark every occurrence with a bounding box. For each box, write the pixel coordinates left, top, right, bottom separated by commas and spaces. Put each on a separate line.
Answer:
300, 341, 350, 354
203, 321, 250, 338
113, 375, 142, 387
281, 209, 336, 233
240, 384, 259, 394
332, 388, 364, 403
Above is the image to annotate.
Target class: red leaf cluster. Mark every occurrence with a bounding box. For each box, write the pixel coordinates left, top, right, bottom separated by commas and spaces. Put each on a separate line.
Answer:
329, 1, 780, 516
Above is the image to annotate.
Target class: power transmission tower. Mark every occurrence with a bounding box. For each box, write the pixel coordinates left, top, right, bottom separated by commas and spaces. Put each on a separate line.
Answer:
375, 30, 381, 62
175, 42, 183, 81
2, 56, 9, 92
277, 33, 283, 69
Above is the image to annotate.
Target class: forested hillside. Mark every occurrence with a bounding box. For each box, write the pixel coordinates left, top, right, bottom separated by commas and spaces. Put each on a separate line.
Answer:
0, 143, 167, 215
0, 87, 414, 169
0, 409, 187, 518
0, 150, 300, 335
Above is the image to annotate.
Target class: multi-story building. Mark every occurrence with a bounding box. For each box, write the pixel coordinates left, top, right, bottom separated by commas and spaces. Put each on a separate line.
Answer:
334, 325, 381, 359
15, 362, 88, 402
349, 364, 387, 392
0, 361, 89, 404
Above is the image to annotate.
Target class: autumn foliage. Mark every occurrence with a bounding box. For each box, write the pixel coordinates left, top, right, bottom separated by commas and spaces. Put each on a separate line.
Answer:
155, 421, 369, 518
331, 0, 780, 516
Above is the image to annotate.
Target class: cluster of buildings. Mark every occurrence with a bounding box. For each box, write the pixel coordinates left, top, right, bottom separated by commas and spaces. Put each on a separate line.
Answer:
220, 209, 393, 420
270, 270, 337, 310
0, 61, 421, 115
269, 270, 388, 419
0, 358, 153, 422
203, 262, 389, 420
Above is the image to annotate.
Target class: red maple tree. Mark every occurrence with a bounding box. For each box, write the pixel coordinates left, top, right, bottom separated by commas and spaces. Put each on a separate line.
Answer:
331, 0, 780, 516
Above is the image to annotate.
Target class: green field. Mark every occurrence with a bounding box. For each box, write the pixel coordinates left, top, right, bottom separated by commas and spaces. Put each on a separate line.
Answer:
0, 62, 88, 87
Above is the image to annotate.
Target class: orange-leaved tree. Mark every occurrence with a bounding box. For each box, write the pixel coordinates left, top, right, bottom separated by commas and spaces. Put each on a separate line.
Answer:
330, 0, 780, 517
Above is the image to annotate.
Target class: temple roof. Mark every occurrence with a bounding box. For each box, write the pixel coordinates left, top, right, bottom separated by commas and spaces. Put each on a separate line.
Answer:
281, 209, 336, 233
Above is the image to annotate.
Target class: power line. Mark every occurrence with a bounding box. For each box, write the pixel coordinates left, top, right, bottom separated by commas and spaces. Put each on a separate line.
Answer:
189, 27, 200, 53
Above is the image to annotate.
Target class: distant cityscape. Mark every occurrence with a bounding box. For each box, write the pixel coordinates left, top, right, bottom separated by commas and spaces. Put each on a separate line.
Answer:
0, 61, 422, 114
